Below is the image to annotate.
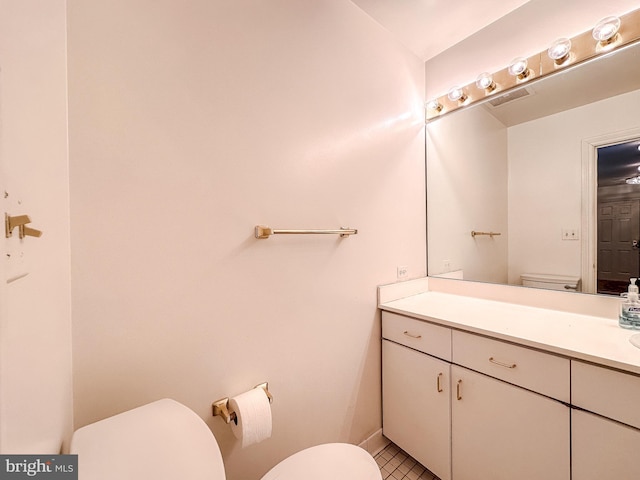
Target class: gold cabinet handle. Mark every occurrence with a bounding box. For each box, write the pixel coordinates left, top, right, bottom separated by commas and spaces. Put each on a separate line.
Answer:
403, 331, 422, 339
436, 372, 444, 393
489, 357, 517, 369
456, 379, 462, 400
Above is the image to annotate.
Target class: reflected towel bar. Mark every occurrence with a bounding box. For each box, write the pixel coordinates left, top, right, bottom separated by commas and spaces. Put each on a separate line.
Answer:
471, 231, 501, 238
255, 225, 357, 239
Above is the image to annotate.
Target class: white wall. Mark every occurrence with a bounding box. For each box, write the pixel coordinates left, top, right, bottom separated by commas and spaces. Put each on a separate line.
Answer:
0, 0, 73, 453
67, 1, 425, 479
508, 88, 640, 284
427, 106, 508, 283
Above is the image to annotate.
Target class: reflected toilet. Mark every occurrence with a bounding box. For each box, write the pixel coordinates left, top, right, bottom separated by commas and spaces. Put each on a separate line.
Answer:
521, 273, 581, 292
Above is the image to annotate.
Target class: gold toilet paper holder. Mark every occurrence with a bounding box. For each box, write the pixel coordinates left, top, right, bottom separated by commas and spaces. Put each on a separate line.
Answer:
212, 382, 273, 424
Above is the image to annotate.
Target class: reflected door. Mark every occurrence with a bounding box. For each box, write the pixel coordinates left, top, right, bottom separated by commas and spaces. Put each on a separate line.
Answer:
597, 200, 640, 294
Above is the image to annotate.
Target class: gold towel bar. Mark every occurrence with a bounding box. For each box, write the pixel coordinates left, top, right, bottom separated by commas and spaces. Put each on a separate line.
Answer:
471, 230, 501, 238
212, 382, 273, 424
255, 225, 357, 239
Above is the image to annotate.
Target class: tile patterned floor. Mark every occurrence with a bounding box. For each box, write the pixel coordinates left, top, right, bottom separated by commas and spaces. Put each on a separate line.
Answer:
374, 443, 441, 480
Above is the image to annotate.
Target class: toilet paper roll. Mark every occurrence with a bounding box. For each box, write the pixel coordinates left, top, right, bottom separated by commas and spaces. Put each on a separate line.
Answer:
229, 387, 272, 448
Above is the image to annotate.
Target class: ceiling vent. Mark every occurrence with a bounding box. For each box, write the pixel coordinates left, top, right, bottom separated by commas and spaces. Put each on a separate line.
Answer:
487, 87, 534, 108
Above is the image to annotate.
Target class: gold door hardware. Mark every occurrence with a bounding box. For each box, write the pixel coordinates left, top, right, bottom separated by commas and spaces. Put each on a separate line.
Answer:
212, 382, 273, 424
5, 213, 43, 239
437, 372, 444, 393
20, 225, 42, 239
403, 331, 422, 339
456, 379, 463, 400
489, 357, 517, 369
5, 214, 30, 238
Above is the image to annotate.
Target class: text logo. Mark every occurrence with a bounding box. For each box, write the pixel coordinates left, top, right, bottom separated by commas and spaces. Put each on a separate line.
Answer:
0, 456, 77, 479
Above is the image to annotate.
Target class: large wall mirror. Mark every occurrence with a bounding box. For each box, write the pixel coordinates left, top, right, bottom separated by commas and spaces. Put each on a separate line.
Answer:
427, 39, 640, 296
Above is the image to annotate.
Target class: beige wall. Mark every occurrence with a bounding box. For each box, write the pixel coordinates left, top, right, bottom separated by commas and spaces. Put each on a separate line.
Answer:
67, 1, 425, 479
0, 0, 73, 453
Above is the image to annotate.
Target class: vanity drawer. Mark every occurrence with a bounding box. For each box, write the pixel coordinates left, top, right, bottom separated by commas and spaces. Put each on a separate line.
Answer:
572, 360, 640, 429
452, 330, 570, 402
382, 312, 451, 361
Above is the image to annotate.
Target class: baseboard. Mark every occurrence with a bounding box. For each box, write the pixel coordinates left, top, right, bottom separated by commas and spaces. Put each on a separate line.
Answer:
358, 428, 390, 456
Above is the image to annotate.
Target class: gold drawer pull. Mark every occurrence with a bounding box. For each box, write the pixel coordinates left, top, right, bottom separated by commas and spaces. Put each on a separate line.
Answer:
403, 331, 422, 339
436, 372, 444, 393
456, 379, 462, 400
489, 357, 517, 369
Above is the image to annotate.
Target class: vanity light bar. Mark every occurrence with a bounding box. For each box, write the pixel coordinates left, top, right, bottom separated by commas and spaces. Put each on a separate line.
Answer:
426, 7, 640, 121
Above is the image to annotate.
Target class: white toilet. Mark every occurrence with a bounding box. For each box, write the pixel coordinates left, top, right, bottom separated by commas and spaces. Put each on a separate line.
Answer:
520, 273, 581, 292
70, 398, 382, 480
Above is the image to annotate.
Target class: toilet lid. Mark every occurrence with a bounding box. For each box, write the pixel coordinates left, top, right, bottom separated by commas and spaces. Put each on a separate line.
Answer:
260, 443, 381, 480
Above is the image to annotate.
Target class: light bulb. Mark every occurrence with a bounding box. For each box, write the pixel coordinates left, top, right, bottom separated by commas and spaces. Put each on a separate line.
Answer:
426, 99, 443, 112
547, 38, 572, 64
508, 57, 530, 79
592, 16, 621, 43
447, 86, 467, 103
475, 72, 496, 92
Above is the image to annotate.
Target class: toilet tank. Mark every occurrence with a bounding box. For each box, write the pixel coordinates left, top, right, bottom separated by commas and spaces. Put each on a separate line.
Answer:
520, 273, 581, 292
70, 399, 226, 480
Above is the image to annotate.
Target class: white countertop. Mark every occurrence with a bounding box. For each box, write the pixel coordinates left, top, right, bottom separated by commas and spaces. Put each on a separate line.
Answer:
380, 291, 640, 375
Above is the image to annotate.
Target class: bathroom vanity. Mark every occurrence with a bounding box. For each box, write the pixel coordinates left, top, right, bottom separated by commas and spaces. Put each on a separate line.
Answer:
379, 282, 640, 480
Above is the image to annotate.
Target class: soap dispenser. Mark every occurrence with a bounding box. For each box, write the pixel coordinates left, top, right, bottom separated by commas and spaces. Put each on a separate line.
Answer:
619, 278, 640, 329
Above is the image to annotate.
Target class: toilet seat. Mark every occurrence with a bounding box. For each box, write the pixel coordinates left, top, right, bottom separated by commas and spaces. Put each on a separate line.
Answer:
260, 443, 381, 480
70, 399, 226, 480
71, 400, 382, 480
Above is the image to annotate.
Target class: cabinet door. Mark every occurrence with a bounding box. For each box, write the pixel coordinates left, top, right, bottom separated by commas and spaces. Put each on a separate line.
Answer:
451, 366, 569, 480
382, 340, 451, 480
573, 409, 640, 480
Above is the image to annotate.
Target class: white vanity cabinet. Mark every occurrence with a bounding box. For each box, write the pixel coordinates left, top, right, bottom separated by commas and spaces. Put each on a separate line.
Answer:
571, 361, 640, 479
572, 409, 640, 480
381, 312, 452, 480
450, 367, 570, 480
451, 331, 570, 480
380, 288, 640, 480
382, 340, 451, 480
382, 311, 570, 480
